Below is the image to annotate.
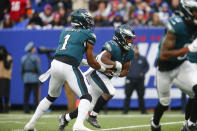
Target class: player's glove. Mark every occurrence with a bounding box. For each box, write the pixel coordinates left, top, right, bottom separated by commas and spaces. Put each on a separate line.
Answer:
112, 70, 121, 77
80, 59, 89, 66
188, 38, 197, 52
114, 61, 122, 72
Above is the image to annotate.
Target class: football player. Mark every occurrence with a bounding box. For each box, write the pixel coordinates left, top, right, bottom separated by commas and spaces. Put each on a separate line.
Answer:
58, 25, 136, 130
180, 40, 197, 131
151, 0, 197, 131
24, 9, 113, 131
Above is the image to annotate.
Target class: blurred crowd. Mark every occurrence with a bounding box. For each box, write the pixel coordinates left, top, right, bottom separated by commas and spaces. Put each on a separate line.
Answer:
0, 0, 180, 29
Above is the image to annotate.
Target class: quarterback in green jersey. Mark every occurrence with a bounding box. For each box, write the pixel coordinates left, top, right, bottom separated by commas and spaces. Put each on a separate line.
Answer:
24, 9, 113, 131
151, 0, 197, 131
58, 25, 136, 130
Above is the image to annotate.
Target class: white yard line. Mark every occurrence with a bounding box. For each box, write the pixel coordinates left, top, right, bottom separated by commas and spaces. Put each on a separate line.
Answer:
0, 121, 26, 124
0, 114, 184, 119
0, 120, 45, 125
99, 114, 184, 118
94, 121, 184, 131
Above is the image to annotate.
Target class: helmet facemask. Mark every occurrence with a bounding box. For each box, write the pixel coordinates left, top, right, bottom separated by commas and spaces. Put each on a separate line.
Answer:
180, 0, 197, 25
114, 25, 136, 51
84, 16, 95, 30
122, 36, 135, 51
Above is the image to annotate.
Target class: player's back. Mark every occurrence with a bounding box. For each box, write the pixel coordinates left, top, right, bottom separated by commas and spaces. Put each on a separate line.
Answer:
55, 27, 96, 66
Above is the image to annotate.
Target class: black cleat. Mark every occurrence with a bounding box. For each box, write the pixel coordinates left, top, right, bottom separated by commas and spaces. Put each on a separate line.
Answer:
87, 115, 101, 128
59, 114, 69, 131
151, 120, 161, 131
181, 121, 197, 131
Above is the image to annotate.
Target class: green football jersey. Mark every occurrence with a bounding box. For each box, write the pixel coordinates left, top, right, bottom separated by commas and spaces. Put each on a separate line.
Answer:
157, 15, 196, 70
158, 15, 191, 60
102, 40, 135, 64
55, 28, 96, 65
187, 52, 197, 63
187, 32, 197, 63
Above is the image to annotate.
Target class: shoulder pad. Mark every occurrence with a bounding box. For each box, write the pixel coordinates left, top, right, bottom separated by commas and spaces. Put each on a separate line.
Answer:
83, 30, 96, 45
165, 16, 185, 34
103, 40, 119, 53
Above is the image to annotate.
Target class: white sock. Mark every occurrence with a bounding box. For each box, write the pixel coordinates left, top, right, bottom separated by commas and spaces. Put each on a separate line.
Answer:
28, 97, 52, 125
74, 99, 91, 125
90, 111, 98, 117
65, 114, 71, 121
188, 119, 195, 126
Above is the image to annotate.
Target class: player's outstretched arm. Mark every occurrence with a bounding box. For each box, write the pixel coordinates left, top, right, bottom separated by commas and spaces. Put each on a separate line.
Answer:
160, 31, 189, 60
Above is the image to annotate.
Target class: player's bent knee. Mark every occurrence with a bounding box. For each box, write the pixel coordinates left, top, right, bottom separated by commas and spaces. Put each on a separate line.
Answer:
159, 97, 170, 106
46, 94, 57, 102
80, 93, 92, 102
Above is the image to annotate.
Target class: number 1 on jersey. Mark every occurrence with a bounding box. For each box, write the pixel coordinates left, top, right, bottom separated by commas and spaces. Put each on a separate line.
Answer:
60, 34, 71, 50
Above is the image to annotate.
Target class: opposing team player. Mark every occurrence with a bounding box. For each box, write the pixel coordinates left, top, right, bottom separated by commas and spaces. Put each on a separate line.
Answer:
151, 0, 197, 131
58, 25, 136, 131
24, 9, 113, 131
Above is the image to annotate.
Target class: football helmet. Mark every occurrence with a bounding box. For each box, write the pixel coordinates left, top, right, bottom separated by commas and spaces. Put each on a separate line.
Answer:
179, 0, 197, 24
113, 25, 136, 51
71, 9, 94, 30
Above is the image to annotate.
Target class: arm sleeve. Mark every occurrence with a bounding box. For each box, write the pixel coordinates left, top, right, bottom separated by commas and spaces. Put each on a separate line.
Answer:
87, 32, 96, 45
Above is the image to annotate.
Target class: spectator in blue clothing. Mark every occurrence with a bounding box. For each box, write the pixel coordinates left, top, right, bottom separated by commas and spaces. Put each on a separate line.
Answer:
21, 42, 42, 114
123, 46, 149, 114
158, 2, 172, 24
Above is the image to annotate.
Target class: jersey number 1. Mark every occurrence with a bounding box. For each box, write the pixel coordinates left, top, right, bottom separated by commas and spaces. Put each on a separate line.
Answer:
60, 34, 71, 50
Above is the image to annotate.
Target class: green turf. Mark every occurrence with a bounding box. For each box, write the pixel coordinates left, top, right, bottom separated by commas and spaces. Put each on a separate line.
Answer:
0, 110, 184, 131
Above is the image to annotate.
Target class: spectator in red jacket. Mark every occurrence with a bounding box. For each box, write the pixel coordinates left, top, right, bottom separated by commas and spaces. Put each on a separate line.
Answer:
9, 0, 28, 22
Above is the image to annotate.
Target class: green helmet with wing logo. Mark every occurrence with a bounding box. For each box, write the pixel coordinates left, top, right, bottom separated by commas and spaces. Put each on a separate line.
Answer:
71, 9, 94, 30
178, 0, 197, 24
113, 25, 136, 51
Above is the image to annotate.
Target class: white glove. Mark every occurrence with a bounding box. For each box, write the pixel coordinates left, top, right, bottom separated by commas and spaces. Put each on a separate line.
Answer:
115, 61, 122, 72
188, 38, 197, 52
80, 59, 89, 66
112, 70, 121, 77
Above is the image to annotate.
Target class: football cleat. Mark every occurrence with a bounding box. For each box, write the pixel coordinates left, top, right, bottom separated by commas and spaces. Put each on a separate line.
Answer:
24, 122, 37, 131
181, 121, 197, 131
87, 115, 101, 128
59, 114, 69, 131
151, 120, 161, 131
73, 124, 92, 131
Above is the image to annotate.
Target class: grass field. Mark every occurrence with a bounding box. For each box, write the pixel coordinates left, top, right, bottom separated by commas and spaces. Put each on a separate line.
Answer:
0, 110, 184, 131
